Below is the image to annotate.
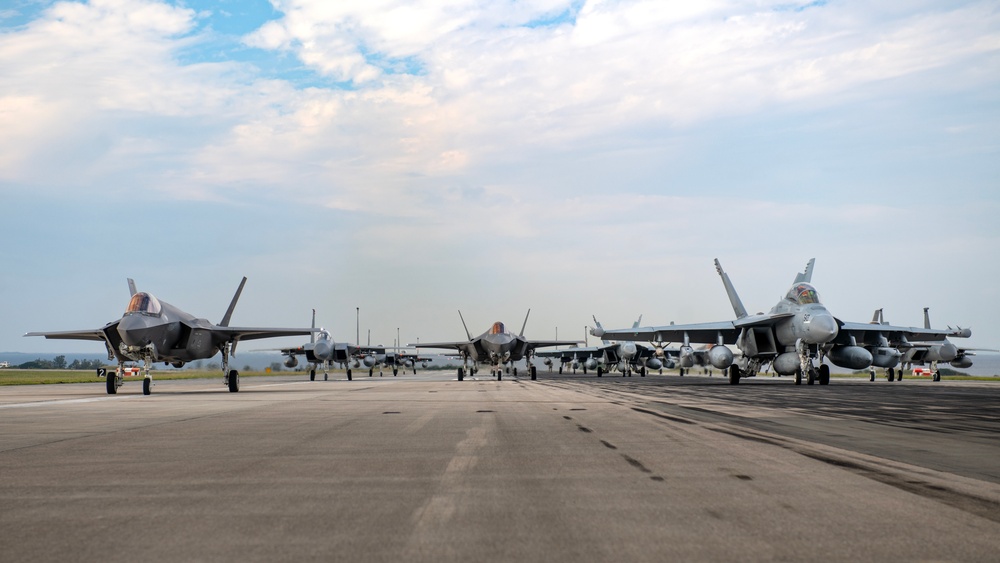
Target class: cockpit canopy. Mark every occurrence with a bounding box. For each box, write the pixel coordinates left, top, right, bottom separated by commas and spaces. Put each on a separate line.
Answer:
125, 292, 162, 316
787, 283, 821, 305
489, 321, 507, 335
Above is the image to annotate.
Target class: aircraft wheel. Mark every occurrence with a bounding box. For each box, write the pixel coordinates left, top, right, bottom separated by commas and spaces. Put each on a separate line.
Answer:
513, 368, 517, 376
558, 367, 563, 374
497, 370, 502, 381
530, 366, 537, 380
932, 371, 941, 382
228, 370, 240, 393
457, 368, 464, 381
107, 372, 118, 395
659, 369, 663, 375
887, 370, 894, 382
794, 368, 802, 385
597, 367, 603, 378
870, 370, 875, 382
143, 377, 152, 395
310, 369, 316, 381
369, 368, 373, 377
818, 364, 830, 385
413, 368, 416, 375
895, 369, 902, 381
324, 373, 328, 381
728, 365, 741, 385
393, 368, 398, 377
347, 369, 353, 381
640, 367, 646, 377
679, 368, 685, 377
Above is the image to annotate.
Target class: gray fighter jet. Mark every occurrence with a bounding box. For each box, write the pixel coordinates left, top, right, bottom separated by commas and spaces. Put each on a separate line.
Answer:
26, 278, 316, 395
410, 310, 579, 380
866, 308, 985, 382
598, 259, 968, 385
538, 316, 664, 377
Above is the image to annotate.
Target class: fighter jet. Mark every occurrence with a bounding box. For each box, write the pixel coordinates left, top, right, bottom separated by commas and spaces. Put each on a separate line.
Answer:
410, 310, 580, 380
26, 278, 316, 395
598, 259, 969, 385
537, 316, 664, 377
865, 308, 985, 382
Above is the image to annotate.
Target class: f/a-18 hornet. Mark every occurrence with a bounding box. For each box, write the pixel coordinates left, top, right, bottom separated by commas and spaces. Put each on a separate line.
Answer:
411, 310, 579, 380
598, 259, 968, 385
26, 278, 316, 395
866, 307, 981, 382
537, 316, 665, 377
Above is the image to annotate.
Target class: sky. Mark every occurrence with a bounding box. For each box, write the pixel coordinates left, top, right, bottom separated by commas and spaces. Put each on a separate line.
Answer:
2, 0, 999, 356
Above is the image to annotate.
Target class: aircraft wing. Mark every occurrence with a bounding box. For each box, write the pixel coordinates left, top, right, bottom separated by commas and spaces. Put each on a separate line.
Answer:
535, 346, 605, 360
599, 314, 793, 344
213, 327, 317, 342
24, 328, 110, 341
411, 341, 482, 357
835, 321, 963, 346
526, 340, 584, 350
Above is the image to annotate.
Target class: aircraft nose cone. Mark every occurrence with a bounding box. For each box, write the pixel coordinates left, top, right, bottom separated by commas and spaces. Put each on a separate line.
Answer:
622, 342, 637, 357
807, 314, 838, 344
313, 340, 332, 360
118, 315, 151, 347
939, 341, 958, 362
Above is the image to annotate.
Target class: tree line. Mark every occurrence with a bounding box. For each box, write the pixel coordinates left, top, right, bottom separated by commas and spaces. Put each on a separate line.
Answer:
14, 356, 105, 370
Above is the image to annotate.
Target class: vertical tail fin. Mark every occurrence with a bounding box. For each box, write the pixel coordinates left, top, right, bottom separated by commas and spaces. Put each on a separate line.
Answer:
923, 307, 931, 329
793, 258, 815, 284
220, 277, 247, 327
310, 309, 316, 344
519, 309, 531, 337
715, 259, 748, 319
458, 310, 473, 341
127, 279, 137, 297
632, 315, 642, 328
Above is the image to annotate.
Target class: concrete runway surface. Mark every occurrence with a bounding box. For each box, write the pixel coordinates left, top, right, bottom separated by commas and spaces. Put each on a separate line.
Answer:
2, 372, 999, 562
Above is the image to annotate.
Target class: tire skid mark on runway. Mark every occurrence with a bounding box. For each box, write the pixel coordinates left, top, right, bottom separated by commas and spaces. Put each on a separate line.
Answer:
404, 417, 491, 557
707, 424, 1000, 524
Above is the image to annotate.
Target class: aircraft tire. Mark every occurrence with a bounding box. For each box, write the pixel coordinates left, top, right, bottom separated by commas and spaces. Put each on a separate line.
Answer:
933, 371, 941, 382
530, 366, 537, 380
819, 364, 830, 385
679, 368, 684, 377
513, 368, 517, 376
498, 371, 502, 381
870, 371, 875, 382
597, 367, 603, 377
807, 368, 816, 385
310, 370, 316, 381
895, 369, 902, 381
728, 365, 741, 385
393, 368, 398, 377
143, 377, 152, 395
794, 368, 802, 385
324, 373, 328, 381
369, 368, 373, 377
228, 370, 240, 393
107, 372, 117, 395
558, 367, 562, 374
347, 369, 353, 381
457, 368, 464, 381
640, 367, 646, 377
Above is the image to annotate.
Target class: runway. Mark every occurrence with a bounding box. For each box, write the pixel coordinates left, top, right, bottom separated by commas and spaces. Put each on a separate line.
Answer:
2, 372, 999, 561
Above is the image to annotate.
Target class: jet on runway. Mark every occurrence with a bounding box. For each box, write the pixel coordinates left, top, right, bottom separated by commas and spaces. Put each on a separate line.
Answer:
538, 316, 664, 377
598, 259, 969, 385
26, 278, 316, 395
411, 310, 579, 380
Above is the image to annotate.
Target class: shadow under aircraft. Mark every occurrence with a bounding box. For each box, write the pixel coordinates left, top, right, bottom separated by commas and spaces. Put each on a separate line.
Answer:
26, 278, 316, 395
